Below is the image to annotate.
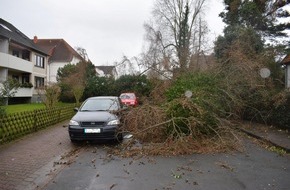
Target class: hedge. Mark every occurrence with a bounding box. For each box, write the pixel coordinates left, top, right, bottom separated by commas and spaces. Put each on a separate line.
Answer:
0, 105, 75, 144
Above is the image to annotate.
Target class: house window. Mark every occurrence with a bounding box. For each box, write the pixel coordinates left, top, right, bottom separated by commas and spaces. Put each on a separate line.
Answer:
22, 50, 30, 61
12, 50, 19, 57
12, 75, 19, 81
22, 74, 30, 83
35, 77, 44, 88
35, 55, 45, 68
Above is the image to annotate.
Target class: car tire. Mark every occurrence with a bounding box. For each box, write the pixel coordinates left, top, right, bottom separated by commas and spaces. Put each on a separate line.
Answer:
70, 139, 80, 144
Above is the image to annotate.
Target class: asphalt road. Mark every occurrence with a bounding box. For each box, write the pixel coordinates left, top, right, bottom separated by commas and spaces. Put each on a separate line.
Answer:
43, 139, 290, 190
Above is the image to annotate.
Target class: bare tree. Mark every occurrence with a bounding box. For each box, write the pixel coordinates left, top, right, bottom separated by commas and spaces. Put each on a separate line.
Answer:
75, 47, 89, 61
38, 83, 61, 108
66, 62, 87, 105
142, 0, 208, 78
115, 56, 143, 76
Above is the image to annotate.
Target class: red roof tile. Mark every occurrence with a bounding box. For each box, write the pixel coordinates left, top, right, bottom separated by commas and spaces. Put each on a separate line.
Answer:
281, 54, 290, 65
34, 39, 83, 63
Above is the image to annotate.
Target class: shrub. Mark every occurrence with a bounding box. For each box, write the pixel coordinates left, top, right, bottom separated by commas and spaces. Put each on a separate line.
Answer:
38, 84, 61, 108
166, 72, 226, 115
0, 97, 6, 117
165, 72, 223, 137
165, 98, 219, 138
0, 106, 6, 118
268, 91, 290, 129
114, 75, 152, 97
20, 82, 33, 88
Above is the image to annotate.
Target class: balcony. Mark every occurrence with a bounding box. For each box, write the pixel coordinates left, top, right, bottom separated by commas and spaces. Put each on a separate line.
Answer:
0, 52, 33, 73
14, 87, 33, 97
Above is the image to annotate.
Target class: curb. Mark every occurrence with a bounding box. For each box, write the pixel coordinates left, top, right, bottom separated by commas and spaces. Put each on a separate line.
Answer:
238, 127, 290, 154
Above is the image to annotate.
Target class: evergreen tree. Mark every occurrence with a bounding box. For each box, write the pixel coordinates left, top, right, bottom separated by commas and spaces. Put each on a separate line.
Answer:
219, 0, 290, 38
215, 0, 290, 60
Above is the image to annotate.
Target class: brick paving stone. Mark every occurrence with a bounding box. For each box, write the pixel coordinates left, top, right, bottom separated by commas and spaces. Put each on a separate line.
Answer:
0, 120, 76, 190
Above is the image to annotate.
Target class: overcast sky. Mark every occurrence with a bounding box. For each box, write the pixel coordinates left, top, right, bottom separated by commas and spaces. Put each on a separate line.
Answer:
0, 0, 225, 66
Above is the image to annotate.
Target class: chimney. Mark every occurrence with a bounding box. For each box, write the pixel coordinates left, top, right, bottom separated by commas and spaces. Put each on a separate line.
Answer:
33, 36, 38, 43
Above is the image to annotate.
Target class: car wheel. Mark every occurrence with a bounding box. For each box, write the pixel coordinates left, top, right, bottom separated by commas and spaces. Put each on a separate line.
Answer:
70, 139, 80, 144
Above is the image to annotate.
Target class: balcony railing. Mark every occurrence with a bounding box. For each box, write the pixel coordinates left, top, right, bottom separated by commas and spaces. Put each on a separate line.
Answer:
0, 52, 33, 73
14, 87, 33, 97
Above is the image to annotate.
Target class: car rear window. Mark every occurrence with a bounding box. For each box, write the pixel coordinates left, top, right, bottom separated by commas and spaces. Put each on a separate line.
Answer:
120, 93, 135, 99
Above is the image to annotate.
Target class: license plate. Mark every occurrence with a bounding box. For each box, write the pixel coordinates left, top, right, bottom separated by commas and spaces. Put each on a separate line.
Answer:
84, 128, 101, 133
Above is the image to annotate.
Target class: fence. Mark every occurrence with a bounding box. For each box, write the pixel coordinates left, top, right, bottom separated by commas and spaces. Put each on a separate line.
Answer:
0, 105, 75, 144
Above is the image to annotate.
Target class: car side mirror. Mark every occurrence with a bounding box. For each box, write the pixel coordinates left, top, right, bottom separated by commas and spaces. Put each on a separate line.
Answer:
73, 107, 79, 112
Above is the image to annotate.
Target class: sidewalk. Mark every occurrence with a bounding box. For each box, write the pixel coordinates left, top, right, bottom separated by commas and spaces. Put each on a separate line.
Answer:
238, 121, 290, 153
0, 120, 76, 190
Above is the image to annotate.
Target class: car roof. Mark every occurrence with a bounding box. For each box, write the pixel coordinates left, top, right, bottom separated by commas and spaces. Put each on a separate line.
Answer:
120, 92, 135, 94
86, 96, 119, 100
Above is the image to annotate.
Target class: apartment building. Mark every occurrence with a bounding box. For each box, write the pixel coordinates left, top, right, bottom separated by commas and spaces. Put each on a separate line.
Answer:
0, 18, 48, 104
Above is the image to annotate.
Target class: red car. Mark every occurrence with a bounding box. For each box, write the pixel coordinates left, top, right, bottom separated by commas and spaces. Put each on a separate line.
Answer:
119, 93, 138, 106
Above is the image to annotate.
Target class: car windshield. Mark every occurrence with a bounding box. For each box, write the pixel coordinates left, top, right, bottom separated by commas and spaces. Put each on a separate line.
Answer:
120, 93, 135, 99
80, 98, 119, 111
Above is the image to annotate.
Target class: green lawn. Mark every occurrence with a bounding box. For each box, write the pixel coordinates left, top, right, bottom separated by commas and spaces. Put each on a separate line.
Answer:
2, 102, 75, 114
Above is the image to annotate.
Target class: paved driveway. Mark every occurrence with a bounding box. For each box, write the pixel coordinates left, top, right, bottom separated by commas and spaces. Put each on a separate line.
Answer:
0, 120, 77, 190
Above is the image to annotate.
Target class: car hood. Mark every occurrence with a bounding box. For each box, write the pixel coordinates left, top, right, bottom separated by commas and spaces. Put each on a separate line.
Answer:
72, 111, 118, 122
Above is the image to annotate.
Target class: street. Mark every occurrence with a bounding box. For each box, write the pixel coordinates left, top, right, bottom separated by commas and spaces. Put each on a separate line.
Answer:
44, 139, 290, 190
0, 121, 289, 190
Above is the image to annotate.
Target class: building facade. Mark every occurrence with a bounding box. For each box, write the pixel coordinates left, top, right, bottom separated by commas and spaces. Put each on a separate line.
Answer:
281, 54, 290, 88
0, 18, 48, 104
34, 38, 84, 83
95, 66, 117, 79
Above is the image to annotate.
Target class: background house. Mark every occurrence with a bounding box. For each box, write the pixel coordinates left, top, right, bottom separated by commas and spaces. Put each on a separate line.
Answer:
34, 38, 84, 83
0, 18, 48, 104
95, 66, 117, 79
35, 39, 118, 81
281, 54, 290, 88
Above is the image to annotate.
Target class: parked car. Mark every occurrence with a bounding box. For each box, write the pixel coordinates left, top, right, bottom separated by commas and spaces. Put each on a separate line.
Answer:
68, 96, 124, 143
119, 92, 138, 106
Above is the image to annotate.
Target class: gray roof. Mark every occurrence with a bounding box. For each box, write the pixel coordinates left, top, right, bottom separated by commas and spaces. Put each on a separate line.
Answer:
95, 66, 115, 75
0, 18, 47, 55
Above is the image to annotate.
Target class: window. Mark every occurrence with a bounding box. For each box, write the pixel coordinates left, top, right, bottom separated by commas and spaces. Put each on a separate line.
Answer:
22, 74, 30, 84
12, 50, 19, 57
22, 50, 30, 61
12, 75, 19, 81
35, 55, 45, 68
35, 77, 44, 88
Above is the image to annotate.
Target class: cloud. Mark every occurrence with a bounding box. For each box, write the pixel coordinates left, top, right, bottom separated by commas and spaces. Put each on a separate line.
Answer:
0, 0, 224, 66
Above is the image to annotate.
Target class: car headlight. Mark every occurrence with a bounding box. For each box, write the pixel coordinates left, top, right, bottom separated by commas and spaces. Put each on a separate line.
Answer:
69, 120, 80, 126
107, 119, 120, 125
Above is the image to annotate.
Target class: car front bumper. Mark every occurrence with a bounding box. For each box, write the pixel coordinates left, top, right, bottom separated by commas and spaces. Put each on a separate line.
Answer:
68, 125, 121, 141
